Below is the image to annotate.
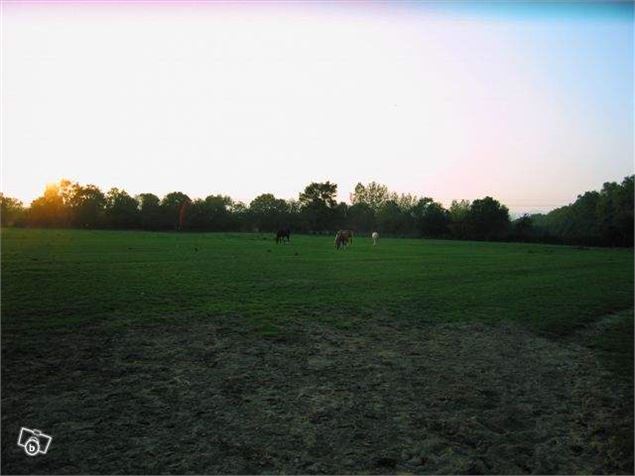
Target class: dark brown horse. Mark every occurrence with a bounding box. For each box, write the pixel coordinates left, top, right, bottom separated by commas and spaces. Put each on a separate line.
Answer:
335, 230, 353, 249
276, 228, 290, 244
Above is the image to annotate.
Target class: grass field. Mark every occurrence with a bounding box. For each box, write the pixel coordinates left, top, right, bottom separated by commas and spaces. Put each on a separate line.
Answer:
2, 228, 633, 474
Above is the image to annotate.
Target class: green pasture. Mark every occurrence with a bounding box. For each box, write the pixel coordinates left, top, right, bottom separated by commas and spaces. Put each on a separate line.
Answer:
2, 228, 632, 335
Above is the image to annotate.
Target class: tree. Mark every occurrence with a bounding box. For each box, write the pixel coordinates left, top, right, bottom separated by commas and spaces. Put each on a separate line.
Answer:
511, 214, 533, 240
351, 182, 390, 211
376, 200, 408, 234
138, 193, 162, 230
65, 183, 106, 228
286, 199, 306, 232
615, 175, 634, 246
203, 195, 234, 231
161, 192, 191, 230
465, 196, 510, 240
27, 181, 73, 227
333, 202, 349, 230
185, 199, 208, 230
10, 176, 631, 247
534, 175, 634, 246
413, 197, 449, 237
248, 194, 290, 232
597, 176, 634, 246
299, 181, 338, 232
394, 193, 419, 212
105, 188, 140, 229
229, 201, 248, 231
535, 193, 599, 245
184, 195, 237, 231
0, 194, 24, 226
348, 203, 375, 233
299, 182, 338, 209
448, 199, 471, 239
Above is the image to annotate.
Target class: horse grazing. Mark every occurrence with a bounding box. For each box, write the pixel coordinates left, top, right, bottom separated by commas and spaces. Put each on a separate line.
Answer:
372, 231, 379, 246
275, 228, 290, 244
335, 230, 353, 249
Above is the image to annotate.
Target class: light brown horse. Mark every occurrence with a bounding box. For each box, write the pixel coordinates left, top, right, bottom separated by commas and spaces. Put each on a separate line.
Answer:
335, 230, 353, 249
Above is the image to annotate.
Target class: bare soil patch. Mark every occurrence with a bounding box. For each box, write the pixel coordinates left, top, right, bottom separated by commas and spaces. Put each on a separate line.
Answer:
2, 316, 632, 474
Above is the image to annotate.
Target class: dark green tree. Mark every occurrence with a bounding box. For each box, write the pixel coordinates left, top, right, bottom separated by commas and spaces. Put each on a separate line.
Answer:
203, 195, 235, 231
105, 188, 140, 229
511, 214, 533, 240
161, 192, 191, 230
413, 197, 449, 237
465, 196, 510, 240
333, 202, 349, 230
138, 193, 162, 230
248, 194, 289, 232
299, 181, 338, 232
376, 200, 408, 234
66, 183, 106, 228
348, 203, 376, 233
597, 176, 634, 246
448, 199, 471, 239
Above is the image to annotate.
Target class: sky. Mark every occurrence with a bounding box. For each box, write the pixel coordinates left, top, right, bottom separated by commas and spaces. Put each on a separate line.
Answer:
2, 1, 633, 214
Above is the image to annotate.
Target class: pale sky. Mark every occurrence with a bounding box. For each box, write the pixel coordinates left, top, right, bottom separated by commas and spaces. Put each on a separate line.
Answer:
2, 1, 633, 213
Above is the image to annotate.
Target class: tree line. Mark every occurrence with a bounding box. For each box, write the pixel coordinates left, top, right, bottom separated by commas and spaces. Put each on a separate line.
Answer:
1, 176, 633, 247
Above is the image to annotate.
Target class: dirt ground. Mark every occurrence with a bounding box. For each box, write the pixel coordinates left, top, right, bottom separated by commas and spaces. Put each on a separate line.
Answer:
2, 315, 633, 474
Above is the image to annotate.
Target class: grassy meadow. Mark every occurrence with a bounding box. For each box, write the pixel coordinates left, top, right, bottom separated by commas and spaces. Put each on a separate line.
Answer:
1, 228, 633, 474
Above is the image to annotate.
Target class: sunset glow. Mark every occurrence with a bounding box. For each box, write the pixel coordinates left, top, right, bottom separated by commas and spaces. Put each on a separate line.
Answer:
2, 1, 633, 213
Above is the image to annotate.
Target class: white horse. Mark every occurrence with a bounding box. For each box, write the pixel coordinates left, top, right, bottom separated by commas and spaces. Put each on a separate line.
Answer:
371, 231, 379, 246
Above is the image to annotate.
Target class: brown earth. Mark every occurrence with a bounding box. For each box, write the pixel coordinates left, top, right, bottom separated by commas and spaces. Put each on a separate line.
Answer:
2, 316, 632, 474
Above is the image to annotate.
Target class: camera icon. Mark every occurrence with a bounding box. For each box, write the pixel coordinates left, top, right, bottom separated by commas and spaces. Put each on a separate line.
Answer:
17, 427, 52, 457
